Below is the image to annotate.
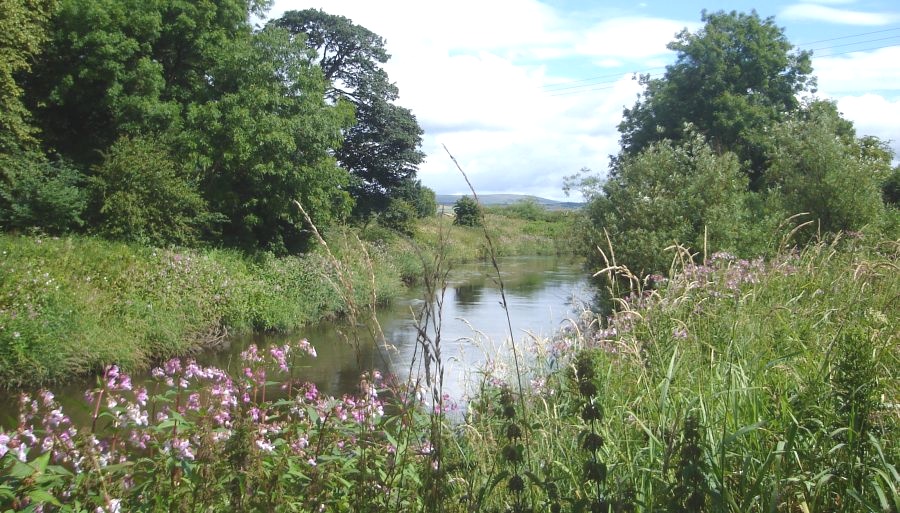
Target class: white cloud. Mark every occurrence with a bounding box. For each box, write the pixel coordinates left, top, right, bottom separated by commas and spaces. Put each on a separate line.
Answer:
814, 47, 900, 95
835, 94, 900, 155
781, 4, 900, 25
575, 17, 697, 59
267, 1, 900, 199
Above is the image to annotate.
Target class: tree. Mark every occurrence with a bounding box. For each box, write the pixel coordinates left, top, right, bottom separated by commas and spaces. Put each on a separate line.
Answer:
0, 0, 54, 155
17, 0, 352, 252
0, 153, 86, 233
273, 10, 425, 218
188, 26, 354, 252
618, 10, 814, 185
90, 136, 208, 246
453, 196, 482, 227
395, 178, 437, 218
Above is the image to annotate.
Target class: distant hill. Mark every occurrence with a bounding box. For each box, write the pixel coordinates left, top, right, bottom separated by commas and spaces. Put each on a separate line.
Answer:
435, 193, 583, 210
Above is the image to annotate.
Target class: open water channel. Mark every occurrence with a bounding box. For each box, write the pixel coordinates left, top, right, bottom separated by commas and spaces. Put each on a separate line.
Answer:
1, 256, 590, 426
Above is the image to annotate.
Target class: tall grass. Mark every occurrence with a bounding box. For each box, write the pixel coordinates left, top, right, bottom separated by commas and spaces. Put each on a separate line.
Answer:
461, 234, 899, 512
2, 224, 895, 512
0, 231, 405, 387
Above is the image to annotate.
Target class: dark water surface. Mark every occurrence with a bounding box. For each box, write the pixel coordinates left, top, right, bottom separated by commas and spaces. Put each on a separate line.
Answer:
1, 256, 589, 427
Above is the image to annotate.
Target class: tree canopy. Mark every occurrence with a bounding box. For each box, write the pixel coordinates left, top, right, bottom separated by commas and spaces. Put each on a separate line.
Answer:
273, 9, 425, 218
2, 2, 409, 253
0, 0, 54, 155
618, 10, 814, 185
573, 10, 897, 276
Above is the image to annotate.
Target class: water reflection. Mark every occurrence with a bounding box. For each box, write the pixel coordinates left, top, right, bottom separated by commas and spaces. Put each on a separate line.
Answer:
453, 282, 484, 307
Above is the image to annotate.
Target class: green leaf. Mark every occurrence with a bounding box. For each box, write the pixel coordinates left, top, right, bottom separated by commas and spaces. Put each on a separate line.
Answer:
27, 489, 61, 506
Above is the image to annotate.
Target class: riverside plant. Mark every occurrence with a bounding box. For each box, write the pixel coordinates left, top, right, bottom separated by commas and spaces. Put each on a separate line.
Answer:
451, 234, 897, 513
0, 338, 444, 512
2, 215, 897, 513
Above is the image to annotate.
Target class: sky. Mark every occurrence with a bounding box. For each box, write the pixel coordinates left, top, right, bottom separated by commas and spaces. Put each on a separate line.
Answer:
264, 0, 900, 201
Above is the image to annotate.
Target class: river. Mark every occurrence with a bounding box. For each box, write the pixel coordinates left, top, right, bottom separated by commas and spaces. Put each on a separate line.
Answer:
1, 255, 589, 426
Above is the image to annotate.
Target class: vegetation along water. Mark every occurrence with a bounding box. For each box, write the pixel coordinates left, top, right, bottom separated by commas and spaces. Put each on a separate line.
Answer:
1, 3, 898, 513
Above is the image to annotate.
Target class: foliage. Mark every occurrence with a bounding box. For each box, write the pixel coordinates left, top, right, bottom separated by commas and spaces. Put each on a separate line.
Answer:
13, 0, 353, 252
618, 9, 814, 184
581, 132, 754, 276
0, 0, 54, 154
883, 165, 900, 206
3, 236, 896, 512
89, 136, 208, 246
274, 9, 425, 218
0, 232, 408, 386
378, 198, 417, 236
187, 25, 354, 253
0, 347, 437, 512
453, 196, 482, 228
0, 153, 86, 233
0, 211, 574, 386
488, 198, 549, 222
396, 179, 437, 218
764, 100, 889, 237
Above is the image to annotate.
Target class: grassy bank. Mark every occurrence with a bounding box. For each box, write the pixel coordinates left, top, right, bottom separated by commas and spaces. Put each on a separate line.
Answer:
459, 235, 899, 512
0, 211, 575, 387
0, 231, 406, 387
2, 235, 895, 512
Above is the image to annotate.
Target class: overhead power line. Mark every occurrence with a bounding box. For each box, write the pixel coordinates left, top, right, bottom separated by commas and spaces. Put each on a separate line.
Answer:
796, 26, 900, 46
540, 26, 900, 98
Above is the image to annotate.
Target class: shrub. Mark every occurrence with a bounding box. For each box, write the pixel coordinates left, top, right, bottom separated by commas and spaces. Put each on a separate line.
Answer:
453, 195, 481, 227
582, 131, 752, 275
397, 179, 437, 218
765, 101, 889, 236
89, 136, 208, 246
0, 153, 87, 233
379, 198, 417, 235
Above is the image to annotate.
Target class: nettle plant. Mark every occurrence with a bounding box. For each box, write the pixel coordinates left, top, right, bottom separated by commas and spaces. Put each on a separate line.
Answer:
0, 339, 435, 512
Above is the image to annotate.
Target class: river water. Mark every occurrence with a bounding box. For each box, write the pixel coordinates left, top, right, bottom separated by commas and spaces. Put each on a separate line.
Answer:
1, 256, 589, 426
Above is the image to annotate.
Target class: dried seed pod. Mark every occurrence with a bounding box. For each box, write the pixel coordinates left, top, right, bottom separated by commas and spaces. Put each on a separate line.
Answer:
581, 431, 605, 452
581, 403, 603, 422
508, 474, 525, 493
583, 460, 607, 483
505, 422, 523, 440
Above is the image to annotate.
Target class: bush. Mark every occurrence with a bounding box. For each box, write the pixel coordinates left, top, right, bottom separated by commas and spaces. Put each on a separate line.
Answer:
492, 198, 548, 221
765, 101, 888, 236
882, 165, 900, 206
379, 198, 417, 235
453, 195, 481, 227
0, 153, 87, 233
582, 131, 752, 275
90, 136, 208, 246
397, 179, 437, 218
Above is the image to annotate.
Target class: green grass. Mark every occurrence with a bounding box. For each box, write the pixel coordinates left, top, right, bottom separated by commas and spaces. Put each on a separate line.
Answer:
458, 235, 899, 512
1, 232, 896, 512
0, 232, 407, 387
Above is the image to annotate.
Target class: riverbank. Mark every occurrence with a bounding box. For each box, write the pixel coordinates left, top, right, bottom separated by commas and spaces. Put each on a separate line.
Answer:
2, 235, 895, 512
0, 212, 575, 387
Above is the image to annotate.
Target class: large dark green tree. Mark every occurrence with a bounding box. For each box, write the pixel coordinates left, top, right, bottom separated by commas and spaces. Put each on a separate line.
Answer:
15, 0, 353, 252
618, 10, 814, 185
25, 0, 263, 164
188, 26, 354, 252
273, 9, 425, 218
